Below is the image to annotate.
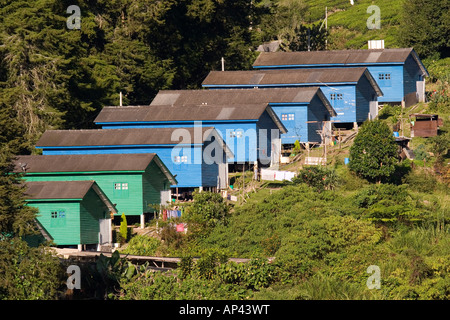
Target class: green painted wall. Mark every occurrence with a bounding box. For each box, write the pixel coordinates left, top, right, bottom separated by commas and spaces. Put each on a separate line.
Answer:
29, 200, 81, 245
24, 172, 144, 216
142, 161, 169, 212
80, 187, 110, 244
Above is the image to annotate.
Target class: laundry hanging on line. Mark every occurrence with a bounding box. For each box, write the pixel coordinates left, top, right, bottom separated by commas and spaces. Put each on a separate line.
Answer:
162, 209, 182, 221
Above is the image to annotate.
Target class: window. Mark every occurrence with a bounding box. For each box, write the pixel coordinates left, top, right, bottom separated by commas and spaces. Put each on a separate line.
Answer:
330, 93, 336, 100
282, 114, 294, 121
378, 73, 392, 87
337, 93, 343, 100
174, 155, 188, 163
229, 130, 243, 138
51, 210, 66, 227
113, 182, 129, 198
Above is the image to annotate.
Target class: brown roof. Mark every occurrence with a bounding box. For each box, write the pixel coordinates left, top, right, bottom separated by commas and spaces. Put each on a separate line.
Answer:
253, 48, 428, 76
36, 127, 215, 147
15, 153, 156, 173
25, 180, 95, 200
202, 68, 368, 86
253, 48, 414, 66
150, 87, 324, 106
95, 104, 271, 123
25, 180, 118, 213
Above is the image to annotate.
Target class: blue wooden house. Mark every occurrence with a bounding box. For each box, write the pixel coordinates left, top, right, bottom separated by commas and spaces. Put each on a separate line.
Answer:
94, 102, 286, 165
136, 88, 335, 146
202, 67, 382, 126
252, 48, 428, 107
35, 127, 231, 192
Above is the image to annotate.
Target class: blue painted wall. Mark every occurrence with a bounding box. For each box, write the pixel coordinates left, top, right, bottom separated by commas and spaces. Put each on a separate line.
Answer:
403, 54, 422, 98
96, 119, 277, 164
365, 65, 403, 103
317, 85, 356, 123
41, 145, 213, 188
203, 79, 377, 125
355, 74, 378, 122
268, 104, 308, 144
252, 63, 407, 103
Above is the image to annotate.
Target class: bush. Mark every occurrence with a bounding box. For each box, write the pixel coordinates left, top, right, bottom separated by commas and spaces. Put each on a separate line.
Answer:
185, 191, 230, 232
119, 213, 128, 244
349, 120, 399, 183
121, 235, 161, 256
292, 166, 339, 192
353, 184, 426, 224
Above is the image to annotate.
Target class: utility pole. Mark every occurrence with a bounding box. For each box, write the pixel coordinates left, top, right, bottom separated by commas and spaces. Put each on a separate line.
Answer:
221, 57, 225, 71
325, 7, 328, 50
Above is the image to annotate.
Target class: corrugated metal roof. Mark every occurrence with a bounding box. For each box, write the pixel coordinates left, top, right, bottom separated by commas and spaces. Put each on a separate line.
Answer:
95, 104, 270, 123
150, 87, 323, 106
253, 48, 415, 67
202, 68, 368, 86
15, 153, 157, 173
25, 180, 95, 200
36, 127, 216, 147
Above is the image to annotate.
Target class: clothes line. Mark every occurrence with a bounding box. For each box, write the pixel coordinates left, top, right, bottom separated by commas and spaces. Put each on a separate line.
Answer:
260, 169, 296, 182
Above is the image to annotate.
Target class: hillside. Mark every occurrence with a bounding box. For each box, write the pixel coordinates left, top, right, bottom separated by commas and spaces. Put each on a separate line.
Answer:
283, 0, 403, 49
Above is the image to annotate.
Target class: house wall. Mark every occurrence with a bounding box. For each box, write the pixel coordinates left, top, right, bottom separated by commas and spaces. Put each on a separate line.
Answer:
318, 85, 356, 123
307, 95, 331, 143
80, 188, 109, 244
269, 104, 308, 144
142, 160, 170, 211
28, 200, 81, 245
251, 63, 404, 104
257, 110, 279, 165
203, 82, 364, 125
40, 145, 204, 188
24, 173, 144, 216
403, 54, 423, 103
96, 120, 272, 164
355, 74, 378, 122
366, 65, 404, 103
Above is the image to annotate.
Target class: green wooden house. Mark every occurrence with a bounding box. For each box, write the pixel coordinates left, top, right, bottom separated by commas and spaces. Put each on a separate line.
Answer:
25, 180, 117, 249
15, 153, 177, 226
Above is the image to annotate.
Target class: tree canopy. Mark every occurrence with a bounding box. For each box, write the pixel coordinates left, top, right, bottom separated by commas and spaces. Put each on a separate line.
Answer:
349, 120, 399, 183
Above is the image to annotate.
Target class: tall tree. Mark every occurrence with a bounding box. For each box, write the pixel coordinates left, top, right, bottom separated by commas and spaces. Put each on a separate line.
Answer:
398, 0, 450, 59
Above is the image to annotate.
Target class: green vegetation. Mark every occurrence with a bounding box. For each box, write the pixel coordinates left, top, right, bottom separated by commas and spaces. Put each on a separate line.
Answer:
349, 120, 399, 183
0, 0, 449, 301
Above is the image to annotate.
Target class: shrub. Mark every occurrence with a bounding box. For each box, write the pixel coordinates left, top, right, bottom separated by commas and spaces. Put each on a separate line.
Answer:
292, 166, 338, 191
185, 191, 230, 231
121, 235, 161, 256
349, 120, 399, 183
119, 213, 128, 244
353, 184, 426, 224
